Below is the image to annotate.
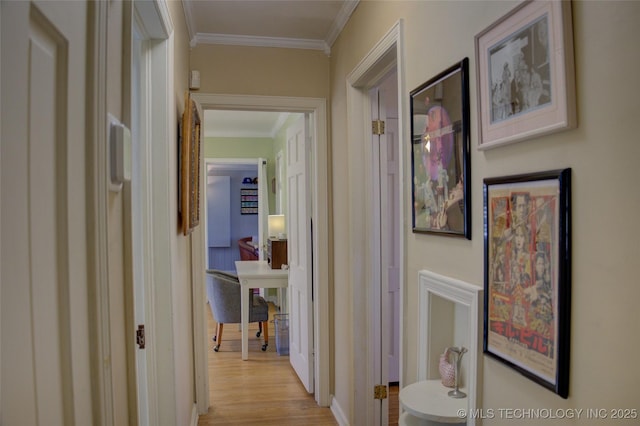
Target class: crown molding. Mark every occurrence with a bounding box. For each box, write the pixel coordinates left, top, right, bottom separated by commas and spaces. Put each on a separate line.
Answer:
194, 33, 330, 54
325, 0, 359, 48
183, 0, 360, 54
181, 0, 198, 47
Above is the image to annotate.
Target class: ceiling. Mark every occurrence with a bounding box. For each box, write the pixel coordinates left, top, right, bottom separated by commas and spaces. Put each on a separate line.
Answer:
183, 0, 358, 138
183, 0, 358, 53
204, 110, 301, 138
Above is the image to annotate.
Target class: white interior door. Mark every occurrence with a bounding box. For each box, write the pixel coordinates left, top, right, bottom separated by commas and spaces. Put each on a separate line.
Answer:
370, 69, 400, 426
286, 114, 314, 393
380, 71, 401, 385
130, 22, 151, 426
1, 1, 93, 424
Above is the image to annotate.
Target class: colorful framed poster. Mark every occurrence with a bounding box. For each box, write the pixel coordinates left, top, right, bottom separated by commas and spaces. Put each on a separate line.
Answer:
483, 168, 571, 398
410, 58, 471, 238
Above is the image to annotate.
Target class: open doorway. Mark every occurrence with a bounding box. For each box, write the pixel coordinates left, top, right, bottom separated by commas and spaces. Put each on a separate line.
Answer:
370, 67, 401, 425
346, 21, 406, 426
191, 94, 330, 415
205, 160, 260, 272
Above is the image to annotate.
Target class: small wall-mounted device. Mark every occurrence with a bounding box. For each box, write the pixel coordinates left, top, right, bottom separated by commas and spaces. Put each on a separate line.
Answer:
189, 70, 200, 90
108, 114, 132, 192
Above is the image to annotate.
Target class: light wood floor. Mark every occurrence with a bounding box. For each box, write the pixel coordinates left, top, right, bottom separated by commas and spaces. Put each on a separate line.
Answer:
389, 384, 399, 426
198, 303, 399, 425
198, 304, 337, 425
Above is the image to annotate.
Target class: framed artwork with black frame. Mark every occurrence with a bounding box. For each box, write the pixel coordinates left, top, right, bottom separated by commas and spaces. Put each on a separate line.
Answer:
410, 58, 471, 239
483, 168, 571, 398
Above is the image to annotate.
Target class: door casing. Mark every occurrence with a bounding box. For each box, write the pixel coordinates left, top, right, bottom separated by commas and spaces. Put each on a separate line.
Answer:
346, 20, 406, 426
191, 93, 330, 410
369, 68, 401, 425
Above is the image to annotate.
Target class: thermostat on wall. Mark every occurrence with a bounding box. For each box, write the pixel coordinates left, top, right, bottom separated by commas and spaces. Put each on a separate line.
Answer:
190, 70, 200, 90
108, 114, 131, 192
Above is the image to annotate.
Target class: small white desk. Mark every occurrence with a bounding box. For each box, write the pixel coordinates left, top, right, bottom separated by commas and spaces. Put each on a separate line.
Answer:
235, 260, 288, 360
399, 380, 466, 424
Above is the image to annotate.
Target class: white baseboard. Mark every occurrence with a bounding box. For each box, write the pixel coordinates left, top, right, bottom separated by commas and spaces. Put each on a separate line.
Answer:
190, 403, 199, 426
330, 395, 349, 426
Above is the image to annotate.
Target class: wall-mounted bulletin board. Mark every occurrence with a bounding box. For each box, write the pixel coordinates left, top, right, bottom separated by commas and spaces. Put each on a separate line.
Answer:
240, 188, 258, 215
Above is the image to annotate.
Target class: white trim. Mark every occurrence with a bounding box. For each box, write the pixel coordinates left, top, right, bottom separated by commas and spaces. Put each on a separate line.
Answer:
0, 5, 3, 410
128, 2, 177, 423
330, 395, 349, 426
191, 201, 208, 417
134, 0, 173, 39
346, 20, 406, 425
190, 403, 199, 426
191, 93, 330, 407
131, 9, 151, 426
275, 151, 285, 215
325, 0, 359, 48
181, 0, 197, 47
182, 1, 359, 54
194, 33, 329, 54
88, 1, 114, 423
345, 80, 370, 424
147, 15, 178, 425
417, 270, 483, 426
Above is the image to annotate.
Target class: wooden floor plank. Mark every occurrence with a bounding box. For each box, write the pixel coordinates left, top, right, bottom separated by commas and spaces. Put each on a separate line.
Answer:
198, 302, 399, 425
198, 303, 338, 425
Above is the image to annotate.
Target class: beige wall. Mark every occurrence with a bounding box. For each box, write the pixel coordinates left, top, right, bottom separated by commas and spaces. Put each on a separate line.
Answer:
331, 0, 640, 423
190, 44, 330, 98
191, 43, 331, 231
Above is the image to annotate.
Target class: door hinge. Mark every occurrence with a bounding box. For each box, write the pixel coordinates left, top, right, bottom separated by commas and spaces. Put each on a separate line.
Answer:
136, 324, 145, 349
374, 384, 388, 400
372, 119, 385, 135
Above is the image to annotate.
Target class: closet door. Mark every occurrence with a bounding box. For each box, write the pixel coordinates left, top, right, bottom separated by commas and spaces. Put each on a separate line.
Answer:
1, 1, 93, 424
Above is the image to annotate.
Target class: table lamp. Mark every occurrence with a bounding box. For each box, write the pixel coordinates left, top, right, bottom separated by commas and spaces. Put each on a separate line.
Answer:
268, 214, 286, 239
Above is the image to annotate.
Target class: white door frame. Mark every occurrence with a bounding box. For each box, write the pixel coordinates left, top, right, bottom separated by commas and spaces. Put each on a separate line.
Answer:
127, 1, 174, 424
191, 93, 330, 410
346, 21, 406, 425
275, 150, 285, 214
369, 69, 401, 425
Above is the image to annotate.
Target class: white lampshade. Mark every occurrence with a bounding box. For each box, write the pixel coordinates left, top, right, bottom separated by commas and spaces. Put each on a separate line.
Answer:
267, 214, 286, 238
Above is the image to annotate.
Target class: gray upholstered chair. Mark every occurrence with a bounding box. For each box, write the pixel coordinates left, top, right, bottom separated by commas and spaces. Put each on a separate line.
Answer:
206, 270, 269, 352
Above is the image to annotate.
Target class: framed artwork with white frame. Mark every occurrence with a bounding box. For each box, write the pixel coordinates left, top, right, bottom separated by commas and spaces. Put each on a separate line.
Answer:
475, 0, 576, 149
